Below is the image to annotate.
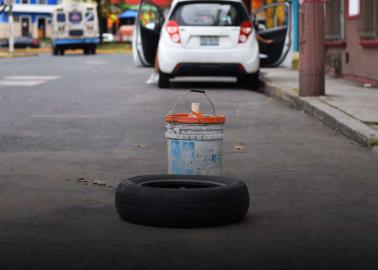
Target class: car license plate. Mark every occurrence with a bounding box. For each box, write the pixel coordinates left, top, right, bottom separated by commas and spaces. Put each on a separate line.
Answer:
200, 36, 219, 46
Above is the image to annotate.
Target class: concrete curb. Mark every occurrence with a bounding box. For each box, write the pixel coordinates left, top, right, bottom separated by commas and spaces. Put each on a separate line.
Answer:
261, 77, 378, 148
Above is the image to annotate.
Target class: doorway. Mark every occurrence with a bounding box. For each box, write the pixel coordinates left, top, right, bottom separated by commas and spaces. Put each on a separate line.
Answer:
21, 17, 31, 37
37, 17, 46, 39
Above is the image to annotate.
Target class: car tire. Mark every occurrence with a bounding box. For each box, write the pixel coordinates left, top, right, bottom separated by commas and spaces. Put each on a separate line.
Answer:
115, 175, 250, 228
238, 71, 259, 90
158, 71, 170, 88
52, 46, 59, 56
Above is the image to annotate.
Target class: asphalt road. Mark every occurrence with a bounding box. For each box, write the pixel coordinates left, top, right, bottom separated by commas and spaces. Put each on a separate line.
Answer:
0, 53, 377, 270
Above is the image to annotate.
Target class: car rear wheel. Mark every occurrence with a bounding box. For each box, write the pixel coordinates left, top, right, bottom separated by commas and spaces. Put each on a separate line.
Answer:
115, 175, 250, 227
238, 71, 259, 90
158, 71, 170, 88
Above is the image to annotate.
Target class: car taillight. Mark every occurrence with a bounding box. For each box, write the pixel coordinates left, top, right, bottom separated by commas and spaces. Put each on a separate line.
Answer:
166, 20, 180, 43
239, 20, 252, 43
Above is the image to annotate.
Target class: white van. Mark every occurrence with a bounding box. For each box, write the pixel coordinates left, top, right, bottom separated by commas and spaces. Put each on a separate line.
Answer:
51, 2, 99, 55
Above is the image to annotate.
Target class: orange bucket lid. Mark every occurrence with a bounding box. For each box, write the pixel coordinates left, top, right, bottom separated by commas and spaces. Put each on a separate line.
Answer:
165, 111, 225, 124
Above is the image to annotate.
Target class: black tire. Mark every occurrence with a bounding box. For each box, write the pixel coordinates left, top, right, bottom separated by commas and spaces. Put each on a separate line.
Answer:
52, 46, 59, 56
115, 175, 250, 228
158, 71, 170, 88
238, 71, 259, 90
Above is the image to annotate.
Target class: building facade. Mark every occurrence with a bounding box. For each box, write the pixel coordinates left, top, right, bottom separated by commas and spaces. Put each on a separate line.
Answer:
0, 0, 60, 40
324, 0, 378, 86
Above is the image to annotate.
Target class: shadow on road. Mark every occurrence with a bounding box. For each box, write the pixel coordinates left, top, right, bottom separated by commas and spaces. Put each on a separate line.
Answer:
166, 79, 264, 93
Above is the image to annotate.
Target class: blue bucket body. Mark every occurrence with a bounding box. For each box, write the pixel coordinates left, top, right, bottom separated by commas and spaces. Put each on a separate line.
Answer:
166, 124, 223, 175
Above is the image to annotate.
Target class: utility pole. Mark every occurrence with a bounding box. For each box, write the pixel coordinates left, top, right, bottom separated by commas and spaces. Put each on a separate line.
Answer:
6, 0, 14, 55
299, 0, 325, 96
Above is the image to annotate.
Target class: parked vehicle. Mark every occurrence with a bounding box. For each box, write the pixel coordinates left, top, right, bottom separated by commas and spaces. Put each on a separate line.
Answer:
0, 36, 40, 48
133, 0, 291, 88
51, 2, 99, 55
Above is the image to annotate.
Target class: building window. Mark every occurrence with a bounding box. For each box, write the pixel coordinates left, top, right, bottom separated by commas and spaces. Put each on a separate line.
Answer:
325, 0, 345, 41
21, 0, 29, 4
38, 0, 47, 4
348, 0, 360, 17
358, 0, 378, 40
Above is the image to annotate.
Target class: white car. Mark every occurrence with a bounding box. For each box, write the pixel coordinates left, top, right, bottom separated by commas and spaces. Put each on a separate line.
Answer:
133, 0, 291, 88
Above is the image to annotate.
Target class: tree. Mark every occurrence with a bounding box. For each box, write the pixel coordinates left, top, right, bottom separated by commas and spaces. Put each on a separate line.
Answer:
94, 0, 130, 43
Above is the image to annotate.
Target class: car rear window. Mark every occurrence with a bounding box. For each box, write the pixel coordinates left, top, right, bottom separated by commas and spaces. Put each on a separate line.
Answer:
170, 1, 249, 26
69, 11, 82, 23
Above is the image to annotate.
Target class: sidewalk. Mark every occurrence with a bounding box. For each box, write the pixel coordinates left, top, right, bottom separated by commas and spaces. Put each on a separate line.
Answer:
0, 50, 38, 58
0, 44, 132, 58
260, 68, 378, 148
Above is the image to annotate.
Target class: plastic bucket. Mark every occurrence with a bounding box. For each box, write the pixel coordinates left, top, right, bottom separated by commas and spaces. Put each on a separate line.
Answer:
165, 90, 225, 175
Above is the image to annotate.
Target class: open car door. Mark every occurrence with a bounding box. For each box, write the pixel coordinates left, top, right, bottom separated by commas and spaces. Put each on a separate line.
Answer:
253, 1, 291, 67
132, 0, 165, 67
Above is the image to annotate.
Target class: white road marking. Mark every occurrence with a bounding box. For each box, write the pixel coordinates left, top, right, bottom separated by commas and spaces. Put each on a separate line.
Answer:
0, 81, 45, 86
0, 75, 60, 87
3, 76, 61, 80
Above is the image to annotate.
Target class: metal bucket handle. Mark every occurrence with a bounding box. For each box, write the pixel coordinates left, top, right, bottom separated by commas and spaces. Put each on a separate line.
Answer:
170, 89, 216, 115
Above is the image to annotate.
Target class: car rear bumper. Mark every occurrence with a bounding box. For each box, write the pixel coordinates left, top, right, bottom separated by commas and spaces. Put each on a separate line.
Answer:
157, 34, 259, 75
53, 38, 99, 47
170, 63, 248, 77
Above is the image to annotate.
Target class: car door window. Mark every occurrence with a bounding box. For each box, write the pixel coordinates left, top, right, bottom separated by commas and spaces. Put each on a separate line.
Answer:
135, 1, 165, 67
255, 4, 287, 30
253, 2, 291, 67
139, 3, 163, 31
